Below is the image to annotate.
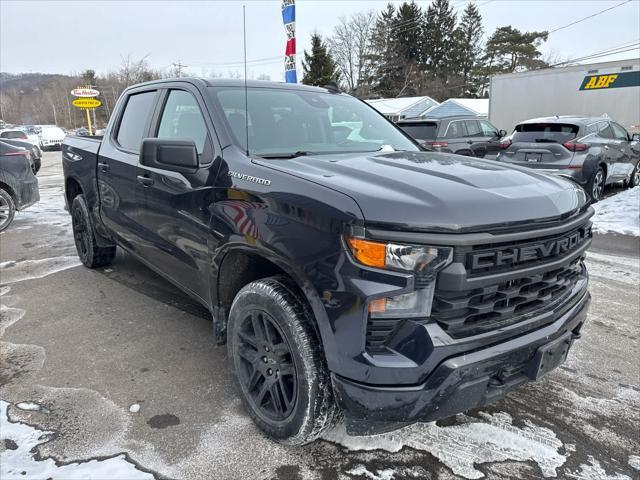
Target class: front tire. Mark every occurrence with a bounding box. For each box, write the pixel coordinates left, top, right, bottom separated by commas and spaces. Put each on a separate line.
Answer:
626, 164, 640, 189
71, 195, 116, 268
227, 276, 339, 444
587, 166, 605, 202
0, 188, 16, 232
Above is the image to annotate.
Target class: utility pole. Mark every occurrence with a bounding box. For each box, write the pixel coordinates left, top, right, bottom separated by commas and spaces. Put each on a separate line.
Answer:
172, 61, 187, 77
52, 103, 58, 125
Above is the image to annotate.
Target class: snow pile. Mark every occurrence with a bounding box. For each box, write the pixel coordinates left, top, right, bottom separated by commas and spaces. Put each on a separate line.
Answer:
0, 257, 81, 285
324, 412, 566, 479
0, 401, 153, 480
591, 187, 640, 236
629, 455, 640, 471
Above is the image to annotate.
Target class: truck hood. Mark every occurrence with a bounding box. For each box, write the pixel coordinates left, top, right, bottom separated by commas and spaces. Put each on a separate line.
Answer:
256, 151, 589, 232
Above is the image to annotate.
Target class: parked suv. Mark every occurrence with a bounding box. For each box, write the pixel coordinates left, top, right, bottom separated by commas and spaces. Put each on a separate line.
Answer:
0, 141, 40, 231
497, 116, 640, 201
397, 115, 507, 159
63, 78, 592, 444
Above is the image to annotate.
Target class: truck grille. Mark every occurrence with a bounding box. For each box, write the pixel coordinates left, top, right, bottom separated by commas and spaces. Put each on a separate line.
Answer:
431, 256, 586, 339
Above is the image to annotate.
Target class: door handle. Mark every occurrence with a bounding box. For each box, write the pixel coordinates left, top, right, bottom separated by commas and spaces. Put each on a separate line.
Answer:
137, 175, 154, 187
467, 140, 473, 144
98, 162, 110, 172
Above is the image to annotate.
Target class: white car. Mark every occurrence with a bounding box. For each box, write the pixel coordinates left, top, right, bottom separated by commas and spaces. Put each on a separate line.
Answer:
39, 126, 66, 150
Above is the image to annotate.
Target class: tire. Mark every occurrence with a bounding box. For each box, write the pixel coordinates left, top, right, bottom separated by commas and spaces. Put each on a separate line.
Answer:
227, 276, 339, 445
626, 164, 640, 189
71, 195, 116, 268
586, 166, 605, 202
0, 188, 16, 232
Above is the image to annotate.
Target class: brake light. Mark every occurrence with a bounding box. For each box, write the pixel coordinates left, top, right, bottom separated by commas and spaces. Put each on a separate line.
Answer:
424, 141, 448, 148
499, 139, 512, 149
4, 150, 31, 162
563, 141, 589, 152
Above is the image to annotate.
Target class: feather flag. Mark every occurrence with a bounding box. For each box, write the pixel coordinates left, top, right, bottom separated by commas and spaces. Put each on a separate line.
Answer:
282, 0, 297, 83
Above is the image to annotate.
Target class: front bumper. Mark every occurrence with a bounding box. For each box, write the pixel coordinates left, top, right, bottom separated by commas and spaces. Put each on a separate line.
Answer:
333, 290, 590, 434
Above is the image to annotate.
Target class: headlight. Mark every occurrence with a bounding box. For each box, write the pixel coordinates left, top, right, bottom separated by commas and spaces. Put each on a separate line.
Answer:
346, 236, 452, 319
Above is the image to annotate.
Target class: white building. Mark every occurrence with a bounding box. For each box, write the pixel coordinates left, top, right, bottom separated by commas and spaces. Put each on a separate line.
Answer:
366, 96, 439, 122
489, 59, 640, 131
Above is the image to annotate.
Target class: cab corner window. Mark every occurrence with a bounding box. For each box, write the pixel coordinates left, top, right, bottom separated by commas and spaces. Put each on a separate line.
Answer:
116, 91, 157, 152
157, 90, 209, 160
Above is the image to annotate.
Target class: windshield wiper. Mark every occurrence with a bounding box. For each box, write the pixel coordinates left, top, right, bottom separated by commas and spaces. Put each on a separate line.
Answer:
256, 151, 314, 159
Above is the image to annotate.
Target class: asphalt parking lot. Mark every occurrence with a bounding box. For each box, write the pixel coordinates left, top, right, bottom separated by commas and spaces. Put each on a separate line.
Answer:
1, 151, 639, 480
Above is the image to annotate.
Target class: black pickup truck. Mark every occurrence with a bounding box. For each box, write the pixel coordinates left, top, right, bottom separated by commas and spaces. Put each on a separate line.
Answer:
63, 78, 592, 444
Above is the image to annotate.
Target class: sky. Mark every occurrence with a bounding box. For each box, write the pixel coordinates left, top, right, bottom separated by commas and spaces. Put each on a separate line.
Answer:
1, 0, 639, 81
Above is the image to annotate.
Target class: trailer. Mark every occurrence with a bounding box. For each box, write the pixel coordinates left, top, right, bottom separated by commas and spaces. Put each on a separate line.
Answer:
489, 59, 640, 133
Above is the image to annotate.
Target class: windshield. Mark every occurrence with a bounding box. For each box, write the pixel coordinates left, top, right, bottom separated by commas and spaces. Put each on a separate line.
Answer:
398, 122, 438, 141
210, 87, 419, 157
512, 123, 579, 144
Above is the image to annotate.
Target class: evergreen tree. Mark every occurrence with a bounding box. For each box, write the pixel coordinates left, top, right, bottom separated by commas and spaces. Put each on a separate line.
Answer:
367, 3, 401, 97
395, 1, 424, 64
483, 26, 549, 74
302, 33, 339, 87
422, 0, 457, 80
453, 2, 484, 96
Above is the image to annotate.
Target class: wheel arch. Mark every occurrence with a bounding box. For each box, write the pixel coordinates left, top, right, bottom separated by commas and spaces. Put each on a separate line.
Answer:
65, 176, 84, 205
0, 180, 17, 201
212, 244, 334, 358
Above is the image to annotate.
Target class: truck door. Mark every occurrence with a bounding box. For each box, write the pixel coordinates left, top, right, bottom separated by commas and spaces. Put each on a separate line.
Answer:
97, 89, 158, 253
136, 87, 219, 303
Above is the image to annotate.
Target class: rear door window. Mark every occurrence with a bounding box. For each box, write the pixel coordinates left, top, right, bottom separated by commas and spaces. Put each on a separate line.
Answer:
116, 91, 157, 152
444, 120, 468, 138
465, 120, 483, 137
512, 123, 579, 144
156, 90, 209, 155
597, 122, 614, 139
398, 122, 438, 140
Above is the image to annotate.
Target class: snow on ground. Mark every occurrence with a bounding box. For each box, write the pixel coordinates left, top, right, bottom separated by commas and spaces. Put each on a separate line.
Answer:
0, 257, 81, 285
0, 401, 154, 480
585, 251, 640, 286
592, 187, 640, 236
629, 455, 640, 471
564, 456, 631, 480
324, 411, 566, 479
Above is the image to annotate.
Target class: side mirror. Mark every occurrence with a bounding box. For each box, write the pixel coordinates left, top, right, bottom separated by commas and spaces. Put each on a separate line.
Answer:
631, 133, 640, 142
498, 129, 508, 137
140, 138, 198, 173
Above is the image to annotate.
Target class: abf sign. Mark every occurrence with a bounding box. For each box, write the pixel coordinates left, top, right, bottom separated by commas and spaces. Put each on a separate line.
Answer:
72, 98, 102, 109
71, 87, 100, 97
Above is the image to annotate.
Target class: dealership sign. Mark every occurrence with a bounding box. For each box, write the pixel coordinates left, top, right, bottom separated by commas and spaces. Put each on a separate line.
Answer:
579, 71, 640, 90
71, 87, 100, 97
72, 98, 102, 109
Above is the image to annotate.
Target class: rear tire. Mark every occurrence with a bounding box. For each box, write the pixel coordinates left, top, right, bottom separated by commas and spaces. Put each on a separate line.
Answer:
227, 276, 339, 445
0, 188, 16, 232
71, 195, 116, 268
587, 166, 605, 202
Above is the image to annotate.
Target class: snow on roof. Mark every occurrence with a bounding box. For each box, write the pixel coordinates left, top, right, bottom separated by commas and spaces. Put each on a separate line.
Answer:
447, 98, 489, 116
366, 96, 439, 116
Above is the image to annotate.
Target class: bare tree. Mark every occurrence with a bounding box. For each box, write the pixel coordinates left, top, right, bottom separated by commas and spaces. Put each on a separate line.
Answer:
328, 11, 375, 95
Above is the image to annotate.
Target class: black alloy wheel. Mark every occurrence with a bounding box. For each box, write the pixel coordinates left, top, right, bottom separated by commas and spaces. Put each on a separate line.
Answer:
72, 204, 90, 261
234, 310, 297, 421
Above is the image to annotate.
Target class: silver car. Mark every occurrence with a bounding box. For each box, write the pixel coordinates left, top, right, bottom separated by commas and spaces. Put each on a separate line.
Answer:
496, 116, 640, 201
